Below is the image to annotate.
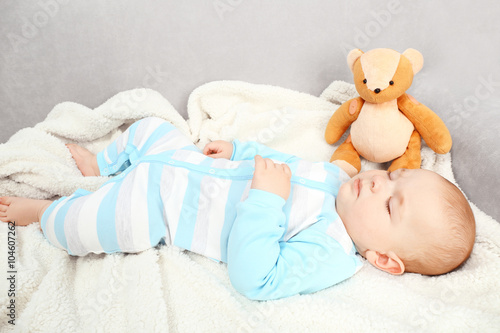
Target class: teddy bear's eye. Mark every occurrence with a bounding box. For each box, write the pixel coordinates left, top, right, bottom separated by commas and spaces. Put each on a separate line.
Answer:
389, 81, 394, 85
363, 79, 367, 84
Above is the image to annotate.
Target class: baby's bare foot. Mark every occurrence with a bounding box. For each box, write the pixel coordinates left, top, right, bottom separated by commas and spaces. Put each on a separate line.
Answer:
0, 197, 53, 226
66, 144, 100, 176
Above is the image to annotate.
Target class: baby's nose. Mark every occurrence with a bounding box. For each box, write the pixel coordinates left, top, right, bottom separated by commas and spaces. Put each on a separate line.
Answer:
370, 175, 385, 192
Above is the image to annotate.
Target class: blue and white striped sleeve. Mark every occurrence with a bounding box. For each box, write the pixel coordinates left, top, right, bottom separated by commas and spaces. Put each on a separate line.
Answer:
230, 140, 299, 163
227, 189, 358, 300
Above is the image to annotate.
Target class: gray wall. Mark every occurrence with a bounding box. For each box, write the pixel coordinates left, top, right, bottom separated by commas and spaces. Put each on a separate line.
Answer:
1, 0, 500, 219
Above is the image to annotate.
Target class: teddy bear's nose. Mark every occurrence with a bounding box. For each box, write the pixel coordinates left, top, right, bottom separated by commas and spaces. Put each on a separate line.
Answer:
374, 88, 381, 94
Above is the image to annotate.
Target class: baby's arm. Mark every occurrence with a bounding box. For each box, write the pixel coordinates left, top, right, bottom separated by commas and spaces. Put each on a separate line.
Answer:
204, 139, 299, 163
204, 144, 293, 197
227, 156, 355, 300
227, 195, 356, 300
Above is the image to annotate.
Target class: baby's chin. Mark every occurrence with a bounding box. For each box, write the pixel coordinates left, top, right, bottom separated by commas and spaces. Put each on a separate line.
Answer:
335, 182, 351, 214
339, 177, 355, 198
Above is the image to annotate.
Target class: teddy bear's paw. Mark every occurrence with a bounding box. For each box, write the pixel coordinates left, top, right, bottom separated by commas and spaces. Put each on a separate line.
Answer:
332, 160, 359, 178
388, 158, 420, 172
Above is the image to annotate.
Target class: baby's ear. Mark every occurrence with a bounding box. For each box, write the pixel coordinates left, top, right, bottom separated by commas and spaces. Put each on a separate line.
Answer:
365, 250, 405, 275
402, 48, 424, 75
347, 49, 364, 73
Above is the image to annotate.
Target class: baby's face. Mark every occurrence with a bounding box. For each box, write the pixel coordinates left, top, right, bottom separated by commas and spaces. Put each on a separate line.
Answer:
336, 168, 443, 257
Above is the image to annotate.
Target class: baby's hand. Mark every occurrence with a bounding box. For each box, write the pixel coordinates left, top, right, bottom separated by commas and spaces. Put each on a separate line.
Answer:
203, 140, 233, 159
251, 155, 291, 200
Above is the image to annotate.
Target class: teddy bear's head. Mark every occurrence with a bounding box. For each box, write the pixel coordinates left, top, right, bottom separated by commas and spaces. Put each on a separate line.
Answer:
348, 48, 424, 104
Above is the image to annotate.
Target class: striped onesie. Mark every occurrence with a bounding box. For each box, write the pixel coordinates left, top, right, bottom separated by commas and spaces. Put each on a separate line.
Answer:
41, 117, 362, 300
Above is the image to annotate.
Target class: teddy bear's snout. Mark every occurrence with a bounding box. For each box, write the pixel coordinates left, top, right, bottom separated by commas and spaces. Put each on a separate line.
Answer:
374, 88, 381, 94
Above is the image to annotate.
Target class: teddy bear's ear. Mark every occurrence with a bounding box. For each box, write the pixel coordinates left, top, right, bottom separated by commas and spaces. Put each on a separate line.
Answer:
347, 49, 364, 73
402, 48, 424, 74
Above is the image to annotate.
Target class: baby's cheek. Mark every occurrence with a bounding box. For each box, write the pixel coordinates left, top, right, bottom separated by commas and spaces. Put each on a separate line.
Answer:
353, 203, 377, 229
335, 186, 349, 213
337, 183, 351, 200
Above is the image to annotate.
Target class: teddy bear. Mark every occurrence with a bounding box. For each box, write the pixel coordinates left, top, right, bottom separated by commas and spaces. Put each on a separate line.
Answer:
325, 48, 452, 177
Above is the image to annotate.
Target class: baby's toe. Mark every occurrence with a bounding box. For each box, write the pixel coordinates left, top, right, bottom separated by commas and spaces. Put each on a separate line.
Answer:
66, 144, 76, 153
0, 197, 12, 205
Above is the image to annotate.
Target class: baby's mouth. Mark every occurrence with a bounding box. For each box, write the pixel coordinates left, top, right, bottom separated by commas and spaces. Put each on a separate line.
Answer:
353, 178, 361, 198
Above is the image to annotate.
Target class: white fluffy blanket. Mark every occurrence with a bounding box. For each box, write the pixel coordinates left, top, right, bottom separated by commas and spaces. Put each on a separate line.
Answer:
1, 81, 499, 332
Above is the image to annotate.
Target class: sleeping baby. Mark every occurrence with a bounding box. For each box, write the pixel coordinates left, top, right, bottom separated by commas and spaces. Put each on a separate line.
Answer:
0, 117, 476, 300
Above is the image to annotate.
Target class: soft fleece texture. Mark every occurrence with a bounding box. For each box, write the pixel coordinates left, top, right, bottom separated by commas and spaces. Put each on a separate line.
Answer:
0, 81, 499, 332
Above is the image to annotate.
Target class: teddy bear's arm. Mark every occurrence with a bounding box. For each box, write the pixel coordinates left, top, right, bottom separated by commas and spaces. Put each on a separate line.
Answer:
397, 93, 452, 154
325, 97, 364, 144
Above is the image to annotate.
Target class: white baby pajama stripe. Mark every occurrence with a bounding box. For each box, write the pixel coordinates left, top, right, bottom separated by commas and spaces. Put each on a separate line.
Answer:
191, 175, 231, 259
115, 164, 151, 252
76, 184, 113, 254
64, 195, 91, 255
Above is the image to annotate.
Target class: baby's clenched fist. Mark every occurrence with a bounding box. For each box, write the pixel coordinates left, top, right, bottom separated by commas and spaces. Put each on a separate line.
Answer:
203, 140, 233, 159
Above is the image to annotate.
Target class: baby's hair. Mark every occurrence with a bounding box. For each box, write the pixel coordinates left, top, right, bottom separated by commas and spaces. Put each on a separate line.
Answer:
402, 176, 476, 276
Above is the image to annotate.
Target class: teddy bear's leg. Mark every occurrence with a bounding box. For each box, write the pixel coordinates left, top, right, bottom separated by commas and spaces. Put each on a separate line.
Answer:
330, 135, 361, 177
388, 130, 422, 172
